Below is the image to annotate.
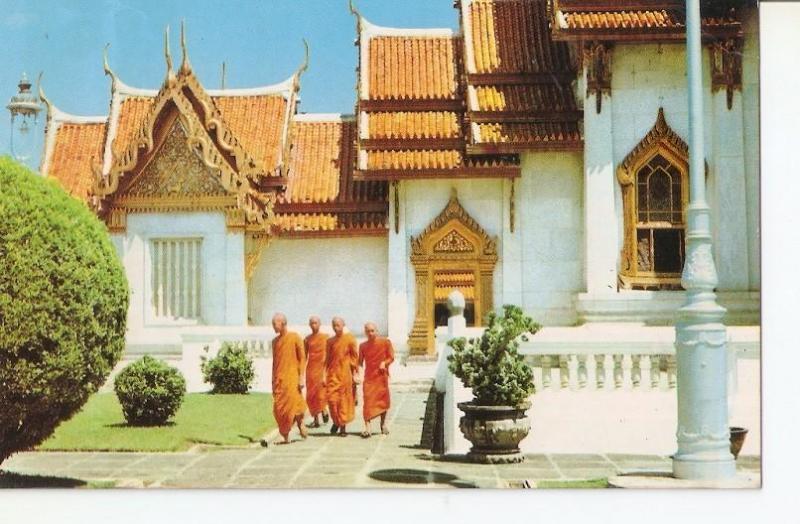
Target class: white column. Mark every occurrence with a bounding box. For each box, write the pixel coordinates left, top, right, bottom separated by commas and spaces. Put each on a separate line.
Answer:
224, 231, 247, 325
673, 0, 736, 480
441, 291, 471, 455
583, 82, 618, 293
711, 91, 750, 290
501, 177, 523, 306
387, 181, 409, 354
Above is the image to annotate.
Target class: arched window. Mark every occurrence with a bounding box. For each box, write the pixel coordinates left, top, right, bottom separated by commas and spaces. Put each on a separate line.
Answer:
618, 109, 689, 290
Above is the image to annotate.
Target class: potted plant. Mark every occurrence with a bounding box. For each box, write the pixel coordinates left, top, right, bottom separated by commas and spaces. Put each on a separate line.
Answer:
447, 304, 540, 463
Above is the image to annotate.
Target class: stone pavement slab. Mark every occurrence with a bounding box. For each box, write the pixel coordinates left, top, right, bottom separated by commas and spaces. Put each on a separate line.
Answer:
1, 390, 761, 489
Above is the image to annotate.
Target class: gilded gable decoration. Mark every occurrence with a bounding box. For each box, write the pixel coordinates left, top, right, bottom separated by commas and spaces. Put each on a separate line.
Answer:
434, 229, 475, 253
92, 23, 282, 233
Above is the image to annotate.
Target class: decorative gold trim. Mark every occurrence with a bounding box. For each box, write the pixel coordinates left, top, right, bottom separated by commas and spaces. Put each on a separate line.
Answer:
408, 189, 498, 356
92, 42, 277, 233
709, 37, 743, 110
245, 234, 271, 281
617, 108, 689, 290
584, 42, 612, 114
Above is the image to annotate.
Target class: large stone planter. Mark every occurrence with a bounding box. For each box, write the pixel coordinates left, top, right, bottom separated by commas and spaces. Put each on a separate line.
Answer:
458, 401, 531, 464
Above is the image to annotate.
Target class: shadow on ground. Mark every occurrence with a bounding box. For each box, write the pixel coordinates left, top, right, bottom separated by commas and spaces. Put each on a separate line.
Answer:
0, 471, 114, 489
368, 468, 477, 488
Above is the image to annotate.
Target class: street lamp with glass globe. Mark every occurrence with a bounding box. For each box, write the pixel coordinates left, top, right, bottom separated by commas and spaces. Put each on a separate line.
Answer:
6, 72, 42, 165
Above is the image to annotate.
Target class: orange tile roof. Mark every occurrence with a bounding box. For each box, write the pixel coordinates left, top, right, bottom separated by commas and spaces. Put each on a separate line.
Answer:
368, 36, 460, 100
48, 122, 107, 200
213, 95, 288, 172
476, 122, 582, 145
277, 118, 388, 235
367, 111, 461, 139
462, 0, 582, 151
550, 1, 743, 39
112, 97, 153, 159
469, 0, 573, 75
366, 150, 463, 171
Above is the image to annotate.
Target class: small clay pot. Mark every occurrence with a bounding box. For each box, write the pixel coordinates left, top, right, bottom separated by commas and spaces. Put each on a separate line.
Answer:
729, 426, 748, 459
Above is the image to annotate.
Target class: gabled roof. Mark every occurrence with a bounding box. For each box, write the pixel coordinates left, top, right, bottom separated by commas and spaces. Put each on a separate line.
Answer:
38, 95, 108, 200
459, 0, 583, 152
550, 0, 745, 42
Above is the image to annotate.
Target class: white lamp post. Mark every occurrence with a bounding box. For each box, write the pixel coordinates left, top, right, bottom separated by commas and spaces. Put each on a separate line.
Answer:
6, 72, 42, 165
672, 0, 736, 480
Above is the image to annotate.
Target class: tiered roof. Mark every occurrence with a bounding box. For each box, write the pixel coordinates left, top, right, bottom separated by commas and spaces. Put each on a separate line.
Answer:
276, 114, 388, 236
353, 18, 520, 180
460, 0, 583, 153
550, 0, 745, 42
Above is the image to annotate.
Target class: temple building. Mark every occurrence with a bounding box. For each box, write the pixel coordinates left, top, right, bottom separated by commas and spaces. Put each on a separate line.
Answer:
38, 0, 760, 357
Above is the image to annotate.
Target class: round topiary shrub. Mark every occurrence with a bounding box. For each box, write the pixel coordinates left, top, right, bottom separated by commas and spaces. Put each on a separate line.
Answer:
200, 342, 255, 394
0, 157, 129, 465
114, 356, 186, 426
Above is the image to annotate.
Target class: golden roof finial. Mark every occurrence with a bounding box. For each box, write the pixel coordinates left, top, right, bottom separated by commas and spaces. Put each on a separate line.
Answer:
103, 43, 119, 91
180, 19, 191, 74
349, 0, 363, 34
297, 38, 310, 78
164, 25, 176, 84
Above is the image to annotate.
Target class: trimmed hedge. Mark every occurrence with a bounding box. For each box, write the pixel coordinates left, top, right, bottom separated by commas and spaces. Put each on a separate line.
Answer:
201, 342, 255, 394
114, 356, 186, 426
0, 157, 129, 464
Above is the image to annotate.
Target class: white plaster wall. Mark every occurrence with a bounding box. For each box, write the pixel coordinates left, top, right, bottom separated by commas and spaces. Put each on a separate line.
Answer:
249, 237, 388, 333
518, 152, 584, 325
741, 8, 760, 290
119, 212, 246, 353
610, 43, 755, 291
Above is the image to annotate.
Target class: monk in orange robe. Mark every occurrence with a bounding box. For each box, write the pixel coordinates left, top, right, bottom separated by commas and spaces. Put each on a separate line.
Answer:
325, 316, 358, 437
304, 316, 329, 427
270, 313, 308, 444
358, 322, 395, 438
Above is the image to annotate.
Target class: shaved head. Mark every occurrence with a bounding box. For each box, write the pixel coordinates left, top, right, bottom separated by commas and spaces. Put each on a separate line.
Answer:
309, 315, 321, 334
331, 316, 345, 336
364, 322, 378, 341
271, 312, 287, 334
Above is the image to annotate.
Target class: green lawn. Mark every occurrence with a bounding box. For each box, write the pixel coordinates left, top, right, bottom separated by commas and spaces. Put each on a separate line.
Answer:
39, 393, 275, 452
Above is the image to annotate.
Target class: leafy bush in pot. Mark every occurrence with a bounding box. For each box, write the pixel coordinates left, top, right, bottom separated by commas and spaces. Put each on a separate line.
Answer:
114, 356, 186, 426
200, 342, 255, 394
0, 158, 129, 464
447, 305, 540, 406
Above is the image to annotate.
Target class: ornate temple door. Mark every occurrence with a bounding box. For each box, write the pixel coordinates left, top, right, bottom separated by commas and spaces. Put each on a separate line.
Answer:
408, 191, 498, 356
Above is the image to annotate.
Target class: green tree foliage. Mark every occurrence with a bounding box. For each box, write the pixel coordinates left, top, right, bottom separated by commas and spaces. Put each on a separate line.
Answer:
447, 305, 540, 406
200, 342, 255, 394
114, 356, 186, 426
0, 157, 129, 463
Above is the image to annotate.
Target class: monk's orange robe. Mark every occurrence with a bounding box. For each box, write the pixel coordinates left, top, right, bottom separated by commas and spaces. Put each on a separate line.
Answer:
359, 337, 395, 421
325, 333, 358, 427
304, 332, 329, 417
272, 331, 308, 437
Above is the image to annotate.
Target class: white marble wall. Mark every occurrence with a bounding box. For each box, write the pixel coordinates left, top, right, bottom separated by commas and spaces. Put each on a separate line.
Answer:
602, 37, 757, 292
248, 237, 388, 333
116, 212, 247, 354
741, 8, 760, 290
518, 152, 585, 325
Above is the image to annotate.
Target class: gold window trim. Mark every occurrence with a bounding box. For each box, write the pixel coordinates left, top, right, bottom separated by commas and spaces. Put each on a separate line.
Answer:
408, 190, 498, 356
617, 108, 689, 290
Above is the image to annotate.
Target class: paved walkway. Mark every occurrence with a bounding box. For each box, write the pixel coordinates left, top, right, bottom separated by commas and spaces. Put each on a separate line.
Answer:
1, 392, 760, 489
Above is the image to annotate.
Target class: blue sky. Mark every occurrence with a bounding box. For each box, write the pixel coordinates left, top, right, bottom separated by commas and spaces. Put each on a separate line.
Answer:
1, 0, 459, 164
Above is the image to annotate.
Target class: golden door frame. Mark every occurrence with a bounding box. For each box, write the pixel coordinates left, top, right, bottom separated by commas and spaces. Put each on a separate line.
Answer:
408, 191, 498, 356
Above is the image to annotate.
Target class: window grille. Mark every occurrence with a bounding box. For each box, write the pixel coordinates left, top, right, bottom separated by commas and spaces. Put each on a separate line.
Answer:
151, 238, 201, 320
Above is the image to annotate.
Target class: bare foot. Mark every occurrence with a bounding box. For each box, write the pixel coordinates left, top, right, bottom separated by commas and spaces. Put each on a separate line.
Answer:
299, 425, 308, 439
380, 426, 389, 435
